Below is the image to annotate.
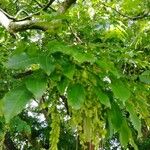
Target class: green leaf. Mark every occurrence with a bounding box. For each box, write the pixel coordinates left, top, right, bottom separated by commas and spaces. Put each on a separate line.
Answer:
5, 52, 36, 69
130, 138, 138, 150
2, 86, 32, 123
119, 119, 138, 150
139, 70, 150, 84
96, 59, 120, 77
67, 84, 85, 110
126, 102, 142, 137
47, 41, 96, 63
12, 41, 28, 55
57, 76, 69, 94
26, 43, 40, 57
25, 77, 47, 99
10, 116, 31, 134
39, 55, 55, 75
62, 62, 75, 80
107, 114, 114, 138
108, 102, 123, 131
119, 119, 131, 148
73, 51, 96, 64
111, 79, 131, 102
0, 101, 3, 117
95, 88, 111, 108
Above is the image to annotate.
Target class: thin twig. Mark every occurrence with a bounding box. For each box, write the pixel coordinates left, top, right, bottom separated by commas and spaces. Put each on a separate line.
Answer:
13, 0, 56, 21
60, 95, 70, 115
15, 9, 29, 18
101, 2, 150, 20
33, 0, 43, 8
43, 0, 56, 10
68, 25, 83, 43
0, 8, 16, 20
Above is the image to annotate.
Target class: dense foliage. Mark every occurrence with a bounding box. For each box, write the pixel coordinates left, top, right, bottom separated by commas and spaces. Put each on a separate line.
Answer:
0, 0, 150, 149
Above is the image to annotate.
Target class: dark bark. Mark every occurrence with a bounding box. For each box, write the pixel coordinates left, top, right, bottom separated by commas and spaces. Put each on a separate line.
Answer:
4, 132, 17, 150
85, 142, 95, 150
13, 70, 33, 79
58, 0, 77, 13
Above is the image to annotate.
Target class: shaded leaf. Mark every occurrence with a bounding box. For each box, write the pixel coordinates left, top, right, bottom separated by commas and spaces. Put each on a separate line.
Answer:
95, 88, 111, 108
62, 62, 75, 80
10, 116, 31, 134
108, 102, 123, 131
67, 84, 85, 110
57, 76, 69, 94
139, 70, 150, 84
126, 102, 142, 137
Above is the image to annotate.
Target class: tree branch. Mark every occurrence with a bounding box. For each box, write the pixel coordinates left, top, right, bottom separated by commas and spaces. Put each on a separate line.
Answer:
14, 0, 56, 21
58, 0, 77, 13
60, 95, 70, 115
12, 70, 33, 79
0, 9, 52, 32
43, 0, 56, 11
0, 8, 16, 20
0, 0, 76, 33
0, 10, 12, 30
101, 2, 150, 20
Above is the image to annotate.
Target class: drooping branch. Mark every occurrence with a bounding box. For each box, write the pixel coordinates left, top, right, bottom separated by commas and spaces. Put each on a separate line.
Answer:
0, 0, 76, 33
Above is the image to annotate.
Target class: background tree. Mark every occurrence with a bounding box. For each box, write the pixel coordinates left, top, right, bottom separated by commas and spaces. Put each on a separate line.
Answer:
0, 0, 150, 149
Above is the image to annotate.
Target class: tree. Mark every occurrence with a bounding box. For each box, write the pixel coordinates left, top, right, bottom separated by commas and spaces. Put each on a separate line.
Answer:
0, 0, 150, 149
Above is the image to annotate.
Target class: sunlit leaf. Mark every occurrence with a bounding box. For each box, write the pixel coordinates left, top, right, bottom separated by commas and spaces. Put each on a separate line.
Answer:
119, 119, 138, 150
47, 41, 96, 63
5, 52, 36, 69
39, 54, 55, 75
25, 77, 47, 99
119, 119, 131, 148
2, 86, 32, 123
111, 79, 131, 102
96, 59, 120, 77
